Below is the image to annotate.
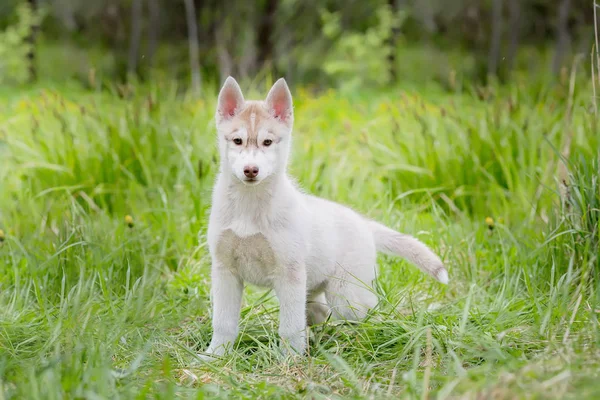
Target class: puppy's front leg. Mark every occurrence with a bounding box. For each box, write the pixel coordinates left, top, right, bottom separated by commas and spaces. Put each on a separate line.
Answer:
203, 262, 243, 359
274, 262, 307, 356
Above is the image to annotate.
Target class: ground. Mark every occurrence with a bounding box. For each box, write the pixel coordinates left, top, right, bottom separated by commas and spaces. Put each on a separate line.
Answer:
0, 74, 599, 399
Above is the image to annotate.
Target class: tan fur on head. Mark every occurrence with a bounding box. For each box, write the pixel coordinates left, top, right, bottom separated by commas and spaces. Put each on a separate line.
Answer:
235, 102, 272, 147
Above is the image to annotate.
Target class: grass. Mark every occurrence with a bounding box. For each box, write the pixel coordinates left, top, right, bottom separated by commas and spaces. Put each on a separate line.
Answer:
0, 68, 599, 399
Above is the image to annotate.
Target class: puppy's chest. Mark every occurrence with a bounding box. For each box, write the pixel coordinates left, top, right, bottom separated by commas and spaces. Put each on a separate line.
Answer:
215, 229, 279, 286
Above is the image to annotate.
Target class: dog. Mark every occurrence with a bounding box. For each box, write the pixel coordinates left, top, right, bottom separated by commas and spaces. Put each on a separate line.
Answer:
201, 77, 448, 360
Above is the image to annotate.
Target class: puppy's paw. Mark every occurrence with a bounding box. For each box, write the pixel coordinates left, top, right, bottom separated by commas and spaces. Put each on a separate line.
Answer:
193, 350, 224, 365
197, 353, 219, 363
277, 342, 306, 361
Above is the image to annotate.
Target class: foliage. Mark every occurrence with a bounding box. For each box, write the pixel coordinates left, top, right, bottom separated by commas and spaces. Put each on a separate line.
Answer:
0, 2, 45, 84
321, 5, 404, 92
0, 0, 595, 86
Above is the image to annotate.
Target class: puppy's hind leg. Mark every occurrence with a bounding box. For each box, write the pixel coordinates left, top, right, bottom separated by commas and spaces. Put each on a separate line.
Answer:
307, 292, 330, 326
326, 246, 379, 322
326, 278, 378, 322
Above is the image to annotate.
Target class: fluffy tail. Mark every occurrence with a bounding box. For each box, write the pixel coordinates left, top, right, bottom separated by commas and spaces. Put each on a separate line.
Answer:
368, 220, 449, 284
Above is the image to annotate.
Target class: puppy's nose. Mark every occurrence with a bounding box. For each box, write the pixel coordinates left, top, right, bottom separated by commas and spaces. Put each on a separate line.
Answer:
243, 165, 259, 179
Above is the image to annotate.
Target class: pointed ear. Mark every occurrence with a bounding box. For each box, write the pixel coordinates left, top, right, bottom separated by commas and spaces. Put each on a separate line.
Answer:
217, 76, 245, 121
265, 78, 293, 124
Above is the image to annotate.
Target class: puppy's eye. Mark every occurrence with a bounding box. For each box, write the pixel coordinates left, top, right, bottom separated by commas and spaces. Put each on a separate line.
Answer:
233, 138, 243, 145
263, 139, 273, 147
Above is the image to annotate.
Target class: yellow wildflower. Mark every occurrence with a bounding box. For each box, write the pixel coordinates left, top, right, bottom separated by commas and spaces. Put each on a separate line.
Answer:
125, 215, 134, 228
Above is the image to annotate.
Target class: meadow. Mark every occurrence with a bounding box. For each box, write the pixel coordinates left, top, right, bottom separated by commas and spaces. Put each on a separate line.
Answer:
0, 69, 599, 398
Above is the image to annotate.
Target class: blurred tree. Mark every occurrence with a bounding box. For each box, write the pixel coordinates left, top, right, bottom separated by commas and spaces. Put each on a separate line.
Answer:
488, 0, 503, 78
257, 0, 277, 70
146, 0, 159, 69
506, 0, 521, 76
387, 0, 401, 81
26, 0, 37, 81
183, 0, 201, 92
553, 0, 573, 75
0, 0, 595, 87
321, 5, 401, 91
0, 1, 44, 84
127, 0, 142, 76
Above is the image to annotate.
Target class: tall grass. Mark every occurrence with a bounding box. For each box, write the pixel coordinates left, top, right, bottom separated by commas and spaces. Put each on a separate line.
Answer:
0, 71, 599, 398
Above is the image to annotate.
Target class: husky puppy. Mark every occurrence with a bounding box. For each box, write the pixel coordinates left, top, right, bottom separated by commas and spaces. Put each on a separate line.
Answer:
202, 77, 448, 359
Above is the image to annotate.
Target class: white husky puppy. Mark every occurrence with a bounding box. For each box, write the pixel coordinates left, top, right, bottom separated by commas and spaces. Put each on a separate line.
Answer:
202, 77, 448, 359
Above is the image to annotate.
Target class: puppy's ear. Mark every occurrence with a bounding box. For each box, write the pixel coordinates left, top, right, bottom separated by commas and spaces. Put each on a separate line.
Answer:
265, 78, 293, 125
216, 77, 245, 122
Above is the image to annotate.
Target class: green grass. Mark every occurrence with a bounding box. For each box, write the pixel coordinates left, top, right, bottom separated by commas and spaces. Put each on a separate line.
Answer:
0, 72, 599, 399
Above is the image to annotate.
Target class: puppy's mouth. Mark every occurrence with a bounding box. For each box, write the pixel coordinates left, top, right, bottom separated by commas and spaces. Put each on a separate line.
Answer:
242, 178, 260, 185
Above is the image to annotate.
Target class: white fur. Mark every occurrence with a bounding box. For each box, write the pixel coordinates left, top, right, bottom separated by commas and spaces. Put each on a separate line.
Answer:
201, 77, 448, 360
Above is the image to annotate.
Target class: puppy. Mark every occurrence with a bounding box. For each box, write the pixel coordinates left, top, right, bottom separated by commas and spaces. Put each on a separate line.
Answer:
202, 77, 448, 359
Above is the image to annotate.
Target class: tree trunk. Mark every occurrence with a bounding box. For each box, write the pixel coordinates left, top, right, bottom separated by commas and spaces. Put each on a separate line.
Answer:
214, 1, 235, 81
146, 0, 160, 69
552, 0, 572, 75
239, 30, 257, 79
415, 0, 436, 33
257, 0, 277, 69
128, 0, 143, 77
26, 0, 38, 82
488, 0, 504, 77
387, 0, 399, 82
184, 0, 202, 93
595, 1, 600, 92
54, 0, 77, 32
216, 31, 233, 81
506, 0, 520, 75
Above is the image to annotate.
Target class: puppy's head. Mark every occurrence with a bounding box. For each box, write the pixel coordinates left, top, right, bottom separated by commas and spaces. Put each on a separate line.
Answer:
215, 77, 294, 186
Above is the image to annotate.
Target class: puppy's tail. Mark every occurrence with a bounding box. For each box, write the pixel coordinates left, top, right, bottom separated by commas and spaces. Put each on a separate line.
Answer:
367, 220, 448, 284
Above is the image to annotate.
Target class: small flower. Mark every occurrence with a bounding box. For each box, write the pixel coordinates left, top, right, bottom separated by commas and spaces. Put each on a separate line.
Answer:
125, 215, 134, 228
0, 229, 5, 242
485, 217, 495, 230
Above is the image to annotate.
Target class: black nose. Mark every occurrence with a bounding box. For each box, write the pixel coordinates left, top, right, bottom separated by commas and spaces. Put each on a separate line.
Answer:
243, 165, 259, 179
